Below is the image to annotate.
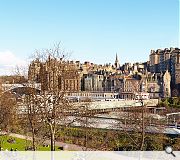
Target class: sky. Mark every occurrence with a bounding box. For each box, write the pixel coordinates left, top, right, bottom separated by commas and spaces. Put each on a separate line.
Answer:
0, 0, 179, 75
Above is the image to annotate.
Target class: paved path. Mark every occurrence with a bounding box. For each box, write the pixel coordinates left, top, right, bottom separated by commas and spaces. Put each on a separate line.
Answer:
0, 131, 92, 151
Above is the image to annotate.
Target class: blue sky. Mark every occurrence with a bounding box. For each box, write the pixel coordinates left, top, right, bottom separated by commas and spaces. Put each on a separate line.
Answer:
0, 0, 179, 74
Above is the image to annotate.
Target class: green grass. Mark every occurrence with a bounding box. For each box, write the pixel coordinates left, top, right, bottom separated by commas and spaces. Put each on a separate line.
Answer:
0, 135, 61, 151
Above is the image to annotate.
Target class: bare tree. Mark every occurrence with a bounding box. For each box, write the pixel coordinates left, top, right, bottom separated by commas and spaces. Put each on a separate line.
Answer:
0, 91, 18, 132
27, 43, 80, 151
23, 92, 44, 151
11, 43, 88, 151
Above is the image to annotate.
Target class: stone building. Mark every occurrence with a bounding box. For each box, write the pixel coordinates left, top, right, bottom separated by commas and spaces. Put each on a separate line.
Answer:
83, 73, 104, 91
149, 47, 180, 96
146, 73, 163, 98
119, 77, 141, 99
103, 74, 124, 92
28, 57, 81, 92
84, 76, 92, 91
163, 70, 171, 97
149, 48, 180, 80
175, 62, 180, 84
149, 48, 172, 73
28, 59, 41, 83
170, 49, 180, 86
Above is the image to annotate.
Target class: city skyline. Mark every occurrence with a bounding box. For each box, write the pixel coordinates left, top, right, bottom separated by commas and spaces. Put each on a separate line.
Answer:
0, 0, 179, 75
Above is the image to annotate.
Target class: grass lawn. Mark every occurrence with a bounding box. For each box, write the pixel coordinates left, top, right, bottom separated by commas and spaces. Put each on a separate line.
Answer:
0, 135, 62, 151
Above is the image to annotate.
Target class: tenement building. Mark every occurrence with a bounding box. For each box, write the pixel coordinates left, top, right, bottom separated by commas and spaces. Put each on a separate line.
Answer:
149, 47, 180, 96
119, 76, 141, 99
83, 73, 104, 91
146, 73, 163, 98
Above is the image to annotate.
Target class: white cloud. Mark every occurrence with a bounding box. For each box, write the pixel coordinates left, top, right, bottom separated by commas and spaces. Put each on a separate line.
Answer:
0, 51, 28, 75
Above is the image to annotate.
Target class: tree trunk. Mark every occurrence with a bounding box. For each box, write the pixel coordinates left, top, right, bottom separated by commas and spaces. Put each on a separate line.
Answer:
51, 132, 55, 151
50, 125, 55, 151
32, 128, 36, 151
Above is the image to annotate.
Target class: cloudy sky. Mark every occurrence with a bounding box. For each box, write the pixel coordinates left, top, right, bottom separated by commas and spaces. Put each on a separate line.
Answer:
0, 51, 27, 75
0, 0, 179, 75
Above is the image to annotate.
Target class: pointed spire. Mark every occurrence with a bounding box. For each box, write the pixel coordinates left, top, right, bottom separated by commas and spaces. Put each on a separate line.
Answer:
116, 53, 118, 61
115, 53, 120, 69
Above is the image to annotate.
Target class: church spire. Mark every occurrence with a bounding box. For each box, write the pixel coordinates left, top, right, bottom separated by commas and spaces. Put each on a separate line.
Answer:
116, 53, 118, 61
114, 53, 120, 69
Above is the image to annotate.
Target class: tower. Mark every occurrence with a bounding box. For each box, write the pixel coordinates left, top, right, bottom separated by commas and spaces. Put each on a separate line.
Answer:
114, 53, 120, 69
